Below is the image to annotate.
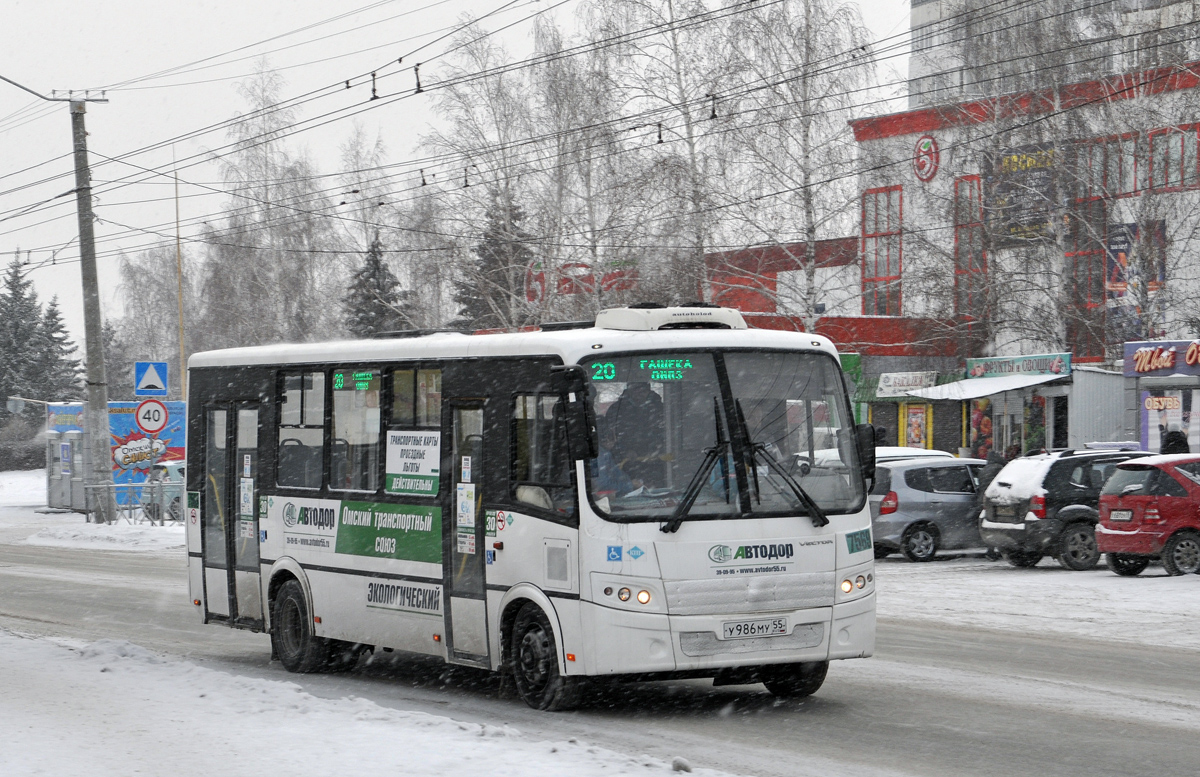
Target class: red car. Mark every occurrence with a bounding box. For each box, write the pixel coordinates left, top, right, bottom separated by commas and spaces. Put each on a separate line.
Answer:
1096, 455, 1200, 576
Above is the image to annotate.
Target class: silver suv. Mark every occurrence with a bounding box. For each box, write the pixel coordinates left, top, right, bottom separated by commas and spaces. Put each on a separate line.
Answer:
871, 457, 987, 562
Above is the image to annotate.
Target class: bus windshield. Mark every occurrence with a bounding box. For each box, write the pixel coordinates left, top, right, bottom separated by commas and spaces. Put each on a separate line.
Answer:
584, 350, 864, 522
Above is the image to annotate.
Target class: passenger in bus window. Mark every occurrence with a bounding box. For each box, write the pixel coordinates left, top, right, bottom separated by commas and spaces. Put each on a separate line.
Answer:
606, 381, 665, 485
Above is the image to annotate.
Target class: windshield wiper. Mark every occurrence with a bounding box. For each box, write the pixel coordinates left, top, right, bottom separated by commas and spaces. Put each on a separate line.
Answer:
662, 397, 731, 534
735, 400, 828, 528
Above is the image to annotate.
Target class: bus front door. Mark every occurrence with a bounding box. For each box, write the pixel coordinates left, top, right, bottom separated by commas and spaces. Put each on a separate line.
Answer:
444, 402, 490, 667
201, 404, 265, 631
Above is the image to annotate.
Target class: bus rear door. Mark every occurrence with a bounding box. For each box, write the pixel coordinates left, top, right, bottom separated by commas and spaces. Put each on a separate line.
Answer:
200, 403, 265, 630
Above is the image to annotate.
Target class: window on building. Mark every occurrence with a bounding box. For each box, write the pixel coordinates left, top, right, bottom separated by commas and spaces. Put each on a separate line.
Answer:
954, 176, 986, 316
1067, 199, 1107, 310
512, 394, 575, 516
1065, 199, 1107, 357
1149, 126, 1199, 191
330, 369, 381, 491
862, 186, 902, 316
1074, 135, 1142, 199
278, 371, 325, 489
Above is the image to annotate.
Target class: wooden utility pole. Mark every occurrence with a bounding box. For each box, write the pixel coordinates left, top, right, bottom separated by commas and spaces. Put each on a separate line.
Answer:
174, 152, 187, 400
1, 74, 115, 523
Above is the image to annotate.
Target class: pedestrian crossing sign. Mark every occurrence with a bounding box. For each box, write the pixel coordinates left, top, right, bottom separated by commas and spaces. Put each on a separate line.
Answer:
134, 361, 169, 397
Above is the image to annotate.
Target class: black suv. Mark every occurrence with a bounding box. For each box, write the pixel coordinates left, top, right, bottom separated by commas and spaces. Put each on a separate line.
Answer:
979, 448, 1149, 569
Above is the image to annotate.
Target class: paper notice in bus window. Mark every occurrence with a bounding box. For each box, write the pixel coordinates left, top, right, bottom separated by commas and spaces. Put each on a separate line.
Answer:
239, 477, 254, 517
456, 483, 476, 527
457, 530, 476, 555
239, 519, 255, 539
385, 431, 441, 497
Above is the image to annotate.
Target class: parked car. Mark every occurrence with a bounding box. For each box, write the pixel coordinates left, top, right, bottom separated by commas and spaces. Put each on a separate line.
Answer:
980, 449, 1150, 569
871, 457, 987, 561
142, 460, 185, 524
810, 445, 953, 469
874, 446, 956, 462
1096, 454, 1200, 576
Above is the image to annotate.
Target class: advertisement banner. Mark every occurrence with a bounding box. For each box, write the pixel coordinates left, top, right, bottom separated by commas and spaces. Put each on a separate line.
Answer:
267, 496, 442, 564
1106, 222, 1167, 340
1139, 390, 1199, 453
878, 371, 937, 398
1106, 222, 1166, 299
47, 401, 186, 505
904, 404, 929, 449
966, 353, 1071, 379
384, 431, 441, 497
970, 398, 994, 459
1123, 340, 1200, 377
983, 144, 1057, 246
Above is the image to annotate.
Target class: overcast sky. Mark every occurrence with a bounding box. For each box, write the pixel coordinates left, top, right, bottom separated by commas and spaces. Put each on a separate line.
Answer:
0, 0, 910, 354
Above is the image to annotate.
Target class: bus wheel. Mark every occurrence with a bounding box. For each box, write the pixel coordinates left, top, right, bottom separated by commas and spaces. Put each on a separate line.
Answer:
510, 603, 581, 711
271, 579, 330, 673
1106, 553, 1149, 577
762, 661, 828, 698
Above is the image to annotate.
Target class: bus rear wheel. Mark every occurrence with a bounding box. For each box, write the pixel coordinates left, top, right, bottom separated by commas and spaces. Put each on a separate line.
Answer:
510, 603, 582, 711
272, 579, 330, 673
761, 661, 828, 698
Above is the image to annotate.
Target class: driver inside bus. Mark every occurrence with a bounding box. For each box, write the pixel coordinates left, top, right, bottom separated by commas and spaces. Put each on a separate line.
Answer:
606, 380, 666, 486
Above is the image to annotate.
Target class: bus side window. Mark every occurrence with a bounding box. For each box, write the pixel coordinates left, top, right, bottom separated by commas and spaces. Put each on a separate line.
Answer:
277, 372, 324, 489
331, 369, 381, 492
512, 394, 576, 518
392, 368, 441, 428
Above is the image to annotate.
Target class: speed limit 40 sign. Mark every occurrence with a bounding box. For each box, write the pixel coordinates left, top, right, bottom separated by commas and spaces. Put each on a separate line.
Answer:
135, 399, 169, 435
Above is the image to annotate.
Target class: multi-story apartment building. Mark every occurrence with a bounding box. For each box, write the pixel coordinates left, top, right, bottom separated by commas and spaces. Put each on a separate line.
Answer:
909, 0, 1200, 109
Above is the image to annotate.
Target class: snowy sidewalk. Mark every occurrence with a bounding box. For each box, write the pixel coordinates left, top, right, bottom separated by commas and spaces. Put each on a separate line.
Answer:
0, 629, 720, 777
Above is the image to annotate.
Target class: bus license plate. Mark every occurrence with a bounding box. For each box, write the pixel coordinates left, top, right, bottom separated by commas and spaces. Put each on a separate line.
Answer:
722, 618, 787, 640
1110, 509, 1132, 522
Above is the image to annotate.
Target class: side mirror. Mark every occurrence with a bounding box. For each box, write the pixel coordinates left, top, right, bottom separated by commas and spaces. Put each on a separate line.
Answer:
551, 365, 599, 460
855, 423, 877, 484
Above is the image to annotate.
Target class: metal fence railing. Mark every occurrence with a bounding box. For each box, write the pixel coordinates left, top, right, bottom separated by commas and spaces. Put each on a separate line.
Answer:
84, 481, 185, 525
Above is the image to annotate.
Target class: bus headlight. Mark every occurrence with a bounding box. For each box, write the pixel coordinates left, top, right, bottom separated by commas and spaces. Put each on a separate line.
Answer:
841, 579, 854, 593
636, 590, 651, 604
618, 587, 631, 601
855, 576, 866, 589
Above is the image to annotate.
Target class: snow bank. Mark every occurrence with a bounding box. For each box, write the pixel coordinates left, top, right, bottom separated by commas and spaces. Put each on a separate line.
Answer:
0, 469, 47, 507
22, 522, 185, 553
876, 556, 1200, 651
0, 629, 733, 777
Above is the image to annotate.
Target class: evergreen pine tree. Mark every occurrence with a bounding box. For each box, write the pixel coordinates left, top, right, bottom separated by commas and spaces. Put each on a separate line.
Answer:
454, 199, 533, 330
0, 259, 44, 424
36, 297, 83, 401
344, 233, 405, 337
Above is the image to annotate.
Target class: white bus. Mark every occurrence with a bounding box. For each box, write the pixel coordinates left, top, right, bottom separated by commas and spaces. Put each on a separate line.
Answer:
185, 304, 877, 710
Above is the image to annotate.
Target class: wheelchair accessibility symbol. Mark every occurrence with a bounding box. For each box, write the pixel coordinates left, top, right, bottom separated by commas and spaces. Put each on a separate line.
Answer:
606, 546, 623, 562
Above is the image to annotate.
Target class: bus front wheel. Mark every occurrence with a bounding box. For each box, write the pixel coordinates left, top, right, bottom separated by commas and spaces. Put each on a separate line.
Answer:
272, 579, 330, 673
510, 603, 582, 711
761, 660, 829, 698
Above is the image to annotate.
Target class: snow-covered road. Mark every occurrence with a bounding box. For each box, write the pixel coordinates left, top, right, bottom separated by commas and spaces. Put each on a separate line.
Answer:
3, 469, 1200, 777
